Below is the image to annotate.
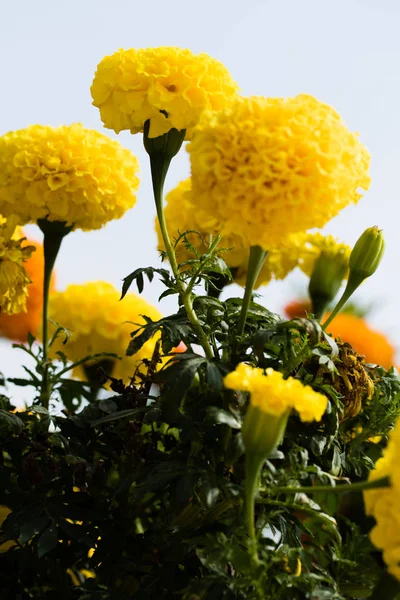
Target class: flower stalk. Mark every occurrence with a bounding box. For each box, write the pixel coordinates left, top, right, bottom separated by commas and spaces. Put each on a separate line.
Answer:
274, 475, 390, 496
143, 123, 214, 361
237, 245, 268, 336
38, 219, 72, 408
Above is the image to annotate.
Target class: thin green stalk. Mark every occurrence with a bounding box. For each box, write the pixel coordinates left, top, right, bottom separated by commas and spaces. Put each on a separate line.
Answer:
147, 150, 214, 361
38, 219, 72, 408
244, 453, 264, 564
322, 274, 362, 329
186, 234, 222, 296
274, 475, 390, 496
237, 246, 268, 336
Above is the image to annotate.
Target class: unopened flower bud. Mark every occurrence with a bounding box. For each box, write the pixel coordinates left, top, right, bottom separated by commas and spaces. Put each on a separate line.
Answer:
308, 251, 348, 318
349, 226, 385, 285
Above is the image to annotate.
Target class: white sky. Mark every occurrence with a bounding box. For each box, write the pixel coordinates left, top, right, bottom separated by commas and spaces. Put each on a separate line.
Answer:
1, 0, 400, 401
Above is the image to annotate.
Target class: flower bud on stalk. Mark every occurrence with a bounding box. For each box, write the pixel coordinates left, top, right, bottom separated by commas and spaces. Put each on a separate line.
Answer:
323, 227, 385, 329
308, 251, 348, 319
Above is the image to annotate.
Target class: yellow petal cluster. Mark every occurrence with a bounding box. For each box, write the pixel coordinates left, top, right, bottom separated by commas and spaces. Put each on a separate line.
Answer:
157, 179, 307, 288
364, 419, 400, 580
0, 216, 34, 314
224, 363, 328, 422
188, 95, 370, 249
0, 124, 139, 230
91, 47, 238, 138
299, 233, 351, 278
48, 282, 162, 383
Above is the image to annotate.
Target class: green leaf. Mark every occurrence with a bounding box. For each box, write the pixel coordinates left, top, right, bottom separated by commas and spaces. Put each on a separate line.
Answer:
206, 407, 241, 429
161, 356, 206, 404
121, 266, 171, 298
37, 521, 58, 558
90, 407, 147, 426
20, 516, 49, 544
0, 409, 24, 436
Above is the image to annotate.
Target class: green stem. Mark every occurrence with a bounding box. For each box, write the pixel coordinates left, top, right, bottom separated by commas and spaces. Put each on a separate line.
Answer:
186, 234, 222, 297
322, 272, 363, 329
144, 127, 214, 361
37, 219, 72, 409
244, 453, 264, 564
237, 246, 267, 336
274, 475, 390, 496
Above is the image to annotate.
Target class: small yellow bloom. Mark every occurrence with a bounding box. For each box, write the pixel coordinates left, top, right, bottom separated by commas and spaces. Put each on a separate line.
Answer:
224, 364, 328, 422
364, 418, 400, 580
91, 47, 238, 139
299, 233, 351, 278
47, 282, 162, 383
0, 124, 139, 230
189, 95, 370, 249
0, 217, 34, 314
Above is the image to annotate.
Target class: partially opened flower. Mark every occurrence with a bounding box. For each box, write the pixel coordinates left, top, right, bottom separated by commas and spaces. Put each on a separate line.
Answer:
224, 363, 327, 457
298, 233, 351, 278
0, 216, 34, 314
189, 95, 370, 249
0, 124, 139, 230
48, 282, 162, 383
91, 47, 238, 138
364, 418, 400, 580
0, 235, 55, 341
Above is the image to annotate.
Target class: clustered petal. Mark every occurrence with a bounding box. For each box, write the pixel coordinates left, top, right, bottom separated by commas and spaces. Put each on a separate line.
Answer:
91, 47, 239, 138
188, 95, 370, 249
224, 363, 328, 422
0, 217, 34, 314
364, 419, 400, 580
0, 124, 139, 230
48, 282, 162, 383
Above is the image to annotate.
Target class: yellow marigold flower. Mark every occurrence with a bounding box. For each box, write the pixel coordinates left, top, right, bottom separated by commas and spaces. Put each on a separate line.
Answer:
299, 233, 351, 278
157, 179, 306, 288
91, 47, 238, 139
189, 95, 370, 249
364, 419, 400, 581
0, 216, 34, 314
326, 313, 395, 369
0, 124, 139, 230
224, 363, 328, 422
0, 233, 56, 341
48, 282, 162, 383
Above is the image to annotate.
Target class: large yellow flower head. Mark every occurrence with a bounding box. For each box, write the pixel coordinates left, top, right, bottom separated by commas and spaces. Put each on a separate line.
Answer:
157, 178, 308, 288
0, 216, 34, 314
299, 233, 351, 278
91, 47, 239, 139
48, 282, 162, 383
188, 95, 370, 249
224, 363, 328, 422
364, 419, 400, 580
0, 124, 139, 230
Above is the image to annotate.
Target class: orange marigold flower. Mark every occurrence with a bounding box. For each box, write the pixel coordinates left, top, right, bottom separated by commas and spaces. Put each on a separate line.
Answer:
283, 299, 312, 320
326, 313, 395, 369
0, 236, 55, 342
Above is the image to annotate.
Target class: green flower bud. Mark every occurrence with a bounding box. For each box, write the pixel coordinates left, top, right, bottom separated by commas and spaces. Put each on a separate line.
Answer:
349, 226, 385, 285
242, 405, 290, 460
308, 251, 348, 318
143, 121, 186, 160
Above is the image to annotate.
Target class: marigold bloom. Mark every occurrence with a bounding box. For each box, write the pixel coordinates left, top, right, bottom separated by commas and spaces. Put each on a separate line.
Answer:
224, 363, 327, 422
284, 299, 311, 320
364, 418, 400, 580
0, 124, 139, 230
48, 282, 162, 383
326, 313, 395, 369
0, 217, 34, 314
91, 47, 238, 139
189, 95, 370, 249
0, 236, 55, 341
157, 178, 307, 288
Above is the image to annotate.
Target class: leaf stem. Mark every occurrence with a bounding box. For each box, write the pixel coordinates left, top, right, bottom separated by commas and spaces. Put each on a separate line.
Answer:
244, 453, 264, 564
274, 475, 390, 495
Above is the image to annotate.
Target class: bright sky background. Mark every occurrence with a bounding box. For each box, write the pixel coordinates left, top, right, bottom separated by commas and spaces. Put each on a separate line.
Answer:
1, 0, 399, 402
